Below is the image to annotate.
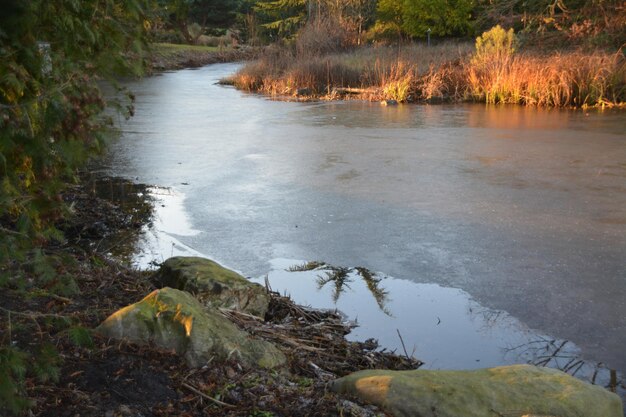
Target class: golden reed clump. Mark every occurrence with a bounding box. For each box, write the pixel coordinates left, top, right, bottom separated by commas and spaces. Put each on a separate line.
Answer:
466, 51, 625, 107
466, 26, 626, 107
230, 25, 625, 107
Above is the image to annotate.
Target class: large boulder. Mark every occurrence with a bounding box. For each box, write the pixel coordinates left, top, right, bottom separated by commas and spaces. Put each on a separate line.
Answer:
96, 288, 286, 369
329, 365, 623, 417
153, 257, 270, 318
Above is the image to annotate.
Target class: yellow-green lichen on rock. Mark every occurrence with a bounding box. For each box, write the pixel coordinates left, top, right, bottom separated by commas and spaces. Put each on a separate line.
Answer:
96, 287, 286, 369
153, 257, 270, 318
329, 365, 623, 417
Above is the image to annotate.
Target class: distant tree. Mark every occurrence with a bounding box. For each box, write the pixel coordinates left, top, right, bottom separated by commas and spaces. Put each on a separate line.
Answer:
234, 0, 260, 44
160, 0, 240, 43
254, 0, 308, 38
371, 0, 475, 41
368, 0, 405, 40
253, 0, 376, 41
348, 0, 378, 41
402, 0, 475, 37
326, 0, 377, 43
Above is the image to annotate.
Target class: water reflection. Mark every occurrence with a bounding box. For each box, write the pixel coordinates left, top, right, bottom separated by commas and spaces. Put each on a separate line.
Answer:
466, 105, 574, 130
466, 104, 626, 135
80, 176, 153, 263
503, 337, 624, 394
254, 258, 625, 400
289, 262, 390, 313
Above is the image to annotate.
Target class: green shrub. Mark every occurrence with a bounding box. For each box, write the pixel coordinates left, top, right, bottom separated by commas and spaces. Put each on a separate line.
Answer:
472, 25, 517, 64
382, 71, 414, 102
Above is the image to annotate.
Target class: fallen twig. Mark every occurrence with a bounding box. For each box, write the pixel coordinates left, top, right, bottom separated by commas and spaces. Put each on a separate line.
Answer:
397, 329, 411, 362
182, 382, 235, 408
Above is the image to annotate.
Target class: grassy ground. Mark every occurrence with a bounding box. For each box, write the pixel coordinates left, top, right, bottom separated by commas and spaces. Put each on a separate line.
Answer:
153, 43, 220, 53
147, 42, 260, 72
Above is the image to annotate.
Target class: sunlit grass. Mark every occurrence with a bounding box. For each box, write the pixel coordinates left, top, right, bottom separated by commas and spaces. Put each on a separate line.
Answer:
230, 40, 625, 107
467, 51, 626, 107
230, 42, 472, 101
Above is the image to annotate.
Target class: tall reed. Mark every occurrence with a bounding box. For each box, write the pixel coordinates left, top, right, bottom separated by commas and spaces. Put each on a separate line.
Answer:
230, 28, 625, 107
231, 42, 472, 101
466, 51, 626, 107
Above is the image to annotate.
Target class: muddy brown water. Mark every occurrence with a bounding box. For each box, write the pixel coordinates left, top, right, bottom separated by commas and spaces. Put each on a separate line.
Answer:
98, 63, 626, 399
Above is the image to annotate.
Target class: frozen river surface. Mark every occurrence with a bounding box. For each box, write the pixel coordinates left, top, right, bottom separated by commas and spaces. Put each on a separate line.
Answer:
100, 64, 626, 387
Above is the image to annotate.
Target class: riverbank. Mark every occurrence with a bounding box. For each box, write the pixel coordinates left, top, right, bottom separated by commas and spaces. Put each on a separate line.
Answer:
228, 37, 626, 108
0, 176, 419, 416
147, 43, 261, 72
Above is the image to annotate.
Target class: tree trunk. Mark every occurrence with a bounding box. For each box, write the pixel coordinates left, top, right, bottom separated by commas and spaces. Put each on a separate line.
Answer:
179, 20, 193, 44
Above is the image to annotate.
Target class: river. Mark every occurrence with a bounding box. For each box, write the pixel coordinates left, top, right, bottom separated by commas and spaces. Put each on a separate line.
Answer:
98, 63, 626, 395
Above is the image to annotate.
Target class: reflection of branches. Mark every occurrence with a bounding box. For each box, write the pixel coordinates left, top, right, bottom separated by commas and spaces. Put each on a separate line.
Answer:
467, 304, 507, 331
505, 337, 583, 372
504, 336, 624, 393
287, 261, 326, 272
316, 266, 352, 303
479, 310, 503, 328
354, 267, 390, 315
287, 262, 391, 315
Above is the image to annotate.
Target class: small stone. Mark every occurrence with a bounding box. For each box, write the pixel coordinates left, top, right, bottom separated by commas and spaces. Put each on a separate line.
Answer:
118, 405, 132, 416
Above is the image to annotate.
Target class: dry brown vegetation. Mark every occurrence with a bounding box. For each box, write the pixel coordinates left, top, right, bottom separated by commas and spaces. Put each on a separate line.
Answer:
229, 24, 626, 107
467, 50, 626, 107
231, 40, 472, 102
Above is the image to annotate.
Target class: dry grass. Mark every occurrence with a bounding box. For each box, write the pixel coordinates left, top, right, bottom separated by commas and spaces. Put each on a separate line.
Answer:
230, 36, 625, 107
467, 50, 626, 107
230, 42, 472, 101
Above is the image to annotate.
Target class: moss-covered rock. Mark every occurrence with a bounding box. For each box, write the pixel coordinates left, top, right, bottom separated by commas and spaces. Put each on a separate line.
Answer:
153, 256, 270, 318
329, 365, 623, 417
96, 288, 286, 369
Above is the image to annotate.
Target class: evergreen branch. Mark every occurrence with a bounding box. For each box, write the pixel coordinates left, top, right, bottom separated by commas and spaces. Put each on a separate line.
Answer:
0, 227, 27, 237
0, 306, 74, 320
0, 77, 80, 110
0, 307, 45, 342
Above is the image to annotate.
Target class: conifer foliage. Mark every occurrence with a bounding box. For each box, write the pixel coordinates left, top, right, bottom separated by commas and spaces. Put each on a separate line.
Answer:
0, 1, 150, 413
0, 0, 148, 273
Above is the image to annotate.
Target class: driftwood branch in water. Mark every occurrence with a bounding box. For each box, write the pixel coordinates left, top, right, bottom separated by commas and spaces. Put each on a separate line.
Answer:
334, 87, 378, 95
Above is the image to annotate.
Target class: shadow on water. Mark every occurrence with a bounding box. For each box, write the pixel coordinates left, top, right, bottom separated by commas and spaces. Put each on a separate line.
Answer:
68, 176, 155, 264
468, 303, 625, 397
503, 336, 625, 395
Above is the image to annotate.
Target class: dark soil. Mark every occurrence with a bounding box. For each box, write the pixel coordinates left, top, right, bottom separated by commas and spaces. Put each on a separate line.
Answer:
0, 176, 421, 416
